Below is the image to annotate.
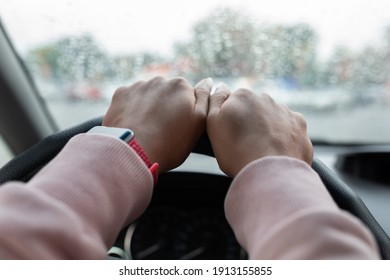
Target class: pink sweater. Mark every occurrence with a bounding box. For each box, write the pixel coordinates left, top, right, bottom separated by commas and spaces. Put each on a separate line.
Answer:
0, 134, 380, 259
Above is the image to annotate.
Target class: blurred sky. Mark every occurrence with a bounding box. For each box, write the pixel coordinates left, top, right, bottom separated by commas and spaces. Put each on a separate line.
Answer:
0, 0, 389, 59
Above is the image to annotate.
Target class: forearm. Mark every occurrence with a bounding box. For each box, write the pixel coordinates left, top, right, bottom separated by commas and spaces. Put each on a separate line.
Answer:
225, 156, 380, 259
0, 134, 153, 259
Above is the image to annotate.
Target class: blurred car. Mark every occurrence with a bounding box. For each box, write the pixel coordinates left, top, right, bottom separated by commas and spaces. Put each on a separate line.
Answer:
66, 82, 103, 101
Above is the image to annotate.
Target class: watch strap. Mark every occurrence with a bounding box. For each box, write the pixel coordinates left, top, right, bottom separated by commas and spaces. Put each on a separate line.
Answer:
87, 126, 159, 186
128, 138, 159, 185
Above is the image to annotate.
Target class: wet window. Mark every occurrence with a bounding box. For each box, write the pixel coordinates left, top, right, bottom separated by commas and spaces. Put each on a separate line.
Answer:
1, 0, 390, 143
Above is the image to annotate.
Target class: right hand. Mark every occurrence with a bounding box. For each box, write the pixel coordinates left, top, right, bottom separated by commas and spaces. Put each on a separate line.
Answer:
207, 84, 313, 177
103, 77, 211, 174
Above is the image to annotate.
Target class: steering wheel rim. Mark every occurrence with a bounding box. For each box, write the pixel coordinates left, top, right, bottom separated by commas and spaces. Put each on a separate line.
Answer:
0, 116, 389, 259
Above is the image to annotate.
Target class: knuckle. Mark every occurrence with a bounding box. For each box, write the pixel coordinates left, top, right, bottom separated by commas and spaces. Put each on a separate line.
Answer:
234, 88, 253, 97
112, 80, 146, 100
112, 86, 127, 100
232, 88, 254, 103
280, 103, 290, 111
151, 76, 165, 81
149, 76, 165, 85
294, 112, 308, 129
260, 93, 275, 102
169, 76, 189, 87
258, 93, 278, 107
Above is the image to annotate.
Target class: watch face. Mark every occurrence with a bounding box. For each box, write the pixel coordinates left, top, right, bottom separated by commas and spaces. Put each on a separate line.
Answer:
120, 130, 135, 143
88, 126, 135, 143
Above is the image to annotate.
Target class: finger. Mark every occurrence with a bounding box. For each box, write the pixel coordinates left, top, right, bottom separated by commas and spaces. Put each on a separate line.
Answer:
194, 78, 213, 115
150, 76, 165, 84
208, 83, 231, 115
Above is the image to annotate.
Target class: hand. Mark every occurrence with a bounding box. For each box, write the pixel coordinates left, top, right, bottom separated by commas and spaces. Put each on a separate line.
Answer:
207, 85, 313, 177
103, 76, 212, 173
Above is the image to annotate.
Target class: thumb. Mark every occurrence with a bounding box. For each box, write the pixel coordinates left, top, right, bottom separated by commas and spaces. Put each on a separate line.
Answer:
194, 78, 213, 115
208, 83, 231, 116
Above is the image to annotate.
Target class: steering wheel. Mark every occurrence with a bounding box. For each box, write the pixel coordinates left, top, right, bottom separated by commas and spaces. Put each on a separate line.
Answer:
0, 116, 389, 259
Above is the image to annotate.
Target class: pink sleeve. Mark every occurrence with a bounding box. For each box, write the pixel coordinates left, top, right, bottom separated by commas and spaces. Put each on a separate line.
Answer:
0, 134, 153, 259
224, 156, 380, 259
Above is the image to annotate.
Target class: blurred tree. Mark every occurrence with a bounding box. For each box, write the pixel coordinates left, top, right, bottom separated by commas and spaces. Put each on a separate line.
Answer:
322, 25, 390, 90
174, 8, 318, 87
381, 25, 390, 83
26, 44, 62, 82
175, 7, 259, 80
322, 46, 354, 86
113, 52, 166, 81
258, 23, 318, 88
26, 34, 114, 84
384, 25, 390, 46
352, 47, 387, 86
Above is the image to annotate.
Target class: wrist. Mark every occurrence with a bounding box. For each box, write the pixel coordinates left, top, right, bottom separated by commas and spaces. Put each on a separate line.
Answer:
87, 126, 159, 185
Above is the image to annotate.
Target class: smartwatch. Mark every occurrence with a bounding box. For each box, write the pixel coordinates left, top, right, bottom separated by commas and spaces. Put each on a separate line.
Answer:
87, 126, 159, 185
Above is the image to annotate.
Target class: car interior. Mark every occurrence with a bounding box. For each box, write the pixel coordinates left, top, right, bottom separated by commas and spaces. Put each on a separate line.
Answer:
1, 1, 390, 260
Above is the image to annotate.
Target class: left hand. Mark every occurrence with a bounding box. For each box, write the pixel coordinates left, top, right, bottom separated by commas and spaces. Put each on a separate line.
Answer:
207, 85, 313, 177
103, 77, 212, 173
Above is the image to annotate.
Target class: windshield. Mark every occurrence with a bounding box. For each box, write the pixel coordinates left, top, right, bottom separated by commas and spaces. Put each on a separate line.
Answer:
1, 0, 390, 144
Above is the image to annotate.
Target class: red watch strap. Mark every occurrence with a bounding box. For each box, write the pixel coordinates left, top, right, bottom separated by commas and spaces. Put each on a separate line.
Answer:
128, 138, 159, 185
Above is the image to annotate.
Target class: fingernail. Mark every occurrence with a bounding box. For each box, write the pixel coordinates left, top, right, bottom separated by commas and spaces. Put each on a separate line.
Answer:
215, 82, 229, 93
212, 82, 223, 95
211, 82, 223, 95
205, 77, 213, 88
